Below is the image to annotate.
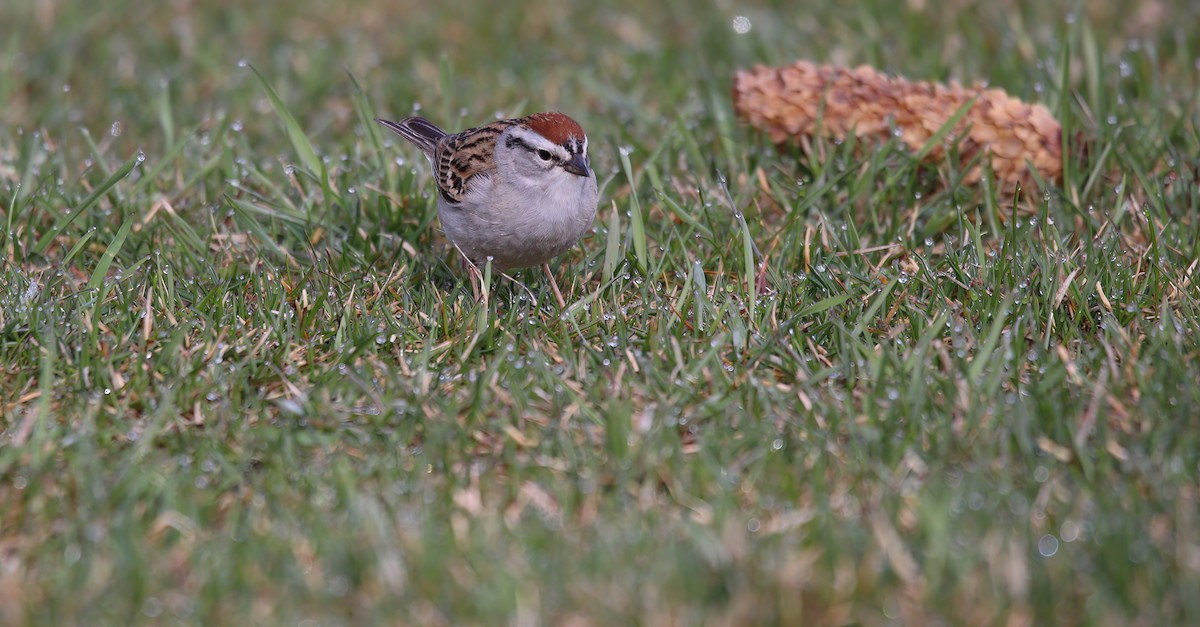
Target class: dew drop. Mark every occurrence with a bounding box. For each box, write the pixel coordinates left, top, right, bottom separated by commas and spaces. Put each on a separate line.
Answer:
1037, 534, 1059, 557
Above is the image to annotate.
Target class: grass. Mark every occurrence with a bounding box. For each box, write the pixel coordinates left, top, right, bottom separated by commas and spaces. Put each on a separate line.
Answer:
2, 0, 1199, 624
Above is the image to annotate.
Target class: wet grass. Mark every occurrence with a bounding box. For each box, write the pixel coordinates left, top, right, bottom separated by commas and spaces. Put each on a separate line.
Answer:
2, 0, 1199, 624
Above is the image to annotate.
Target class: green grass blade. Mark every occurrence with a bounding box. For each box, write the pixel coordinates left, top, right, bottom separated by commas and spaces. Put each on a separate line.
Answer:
795, 292, 854, 317
913, 95, 978, 161
603, 201, 621, 284
156, 80, 174, 148
619, 148, 648, 274
87, 218, 133, 290
34, 153, 138, 256
968, 296, 1014, 383
60, 229, 96, 266
852, 278, 897, 337
347, 70, 389, 176
248, 64, 323, 176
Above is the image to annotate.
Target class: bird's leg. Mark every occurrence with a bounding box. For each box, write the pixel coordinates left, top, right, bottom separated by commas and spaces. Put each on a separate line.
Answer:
468, 264, 483, 301
452, 242, 485, 301
544, 263, 567, 309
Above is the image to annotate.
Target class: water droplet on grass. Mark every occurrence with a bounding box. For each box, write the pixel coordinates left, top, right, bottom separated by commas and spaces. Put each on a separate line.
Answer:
1060, 520, 1081, 542
142, 597, 164, 618
1038, 534, 1059, 557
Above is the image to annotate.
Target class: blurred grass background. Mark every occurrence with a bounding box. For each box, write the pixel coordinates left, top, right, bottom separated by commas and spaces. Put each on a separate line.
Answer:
1, 0, 1199, 624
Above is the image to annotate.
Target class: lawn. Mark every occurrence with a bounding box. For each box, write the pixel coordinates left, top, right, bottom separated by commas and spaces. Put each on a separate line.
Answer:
2, 0, 1199, 624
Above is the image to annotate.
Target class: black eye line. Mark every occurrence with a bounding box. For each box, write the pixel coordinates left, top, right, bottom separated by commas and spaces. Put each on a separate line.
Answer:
508, 135, 564, 164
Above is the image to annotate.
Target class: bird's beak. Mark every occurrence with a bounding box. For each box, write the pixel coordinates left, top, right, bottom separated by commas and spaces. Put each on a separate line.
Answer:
562, 153, 590, 177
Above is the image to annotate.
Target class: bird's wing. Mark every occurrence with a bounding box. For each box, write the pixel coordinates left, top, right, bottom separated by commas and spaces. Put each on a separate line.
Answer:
434, 119, 519, 204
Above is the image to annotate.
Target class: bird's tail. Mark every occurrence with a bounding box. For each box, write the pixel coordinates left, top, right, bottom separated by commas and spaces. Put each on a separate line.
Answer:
375, 117, 446, 157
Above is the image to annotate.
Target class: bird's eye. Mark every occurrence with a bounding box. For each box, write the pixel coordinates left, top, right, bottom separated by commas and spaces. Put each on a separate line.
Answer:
536, 149, 553, 161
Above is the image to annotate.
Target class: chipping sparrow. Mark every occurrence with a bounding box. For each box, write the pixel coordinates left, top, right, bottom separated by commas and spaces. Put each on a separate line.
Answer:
376, 112, 599, 303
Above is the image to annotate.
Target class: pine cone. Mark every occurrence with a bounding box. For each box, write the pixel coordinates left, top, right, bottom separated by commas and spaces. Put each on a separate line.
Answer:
733, 61, 1062, 190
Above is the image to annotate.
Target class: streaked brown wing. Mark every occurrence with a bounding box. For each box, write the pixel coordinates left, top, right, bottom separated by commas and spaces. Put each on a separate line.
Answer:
433, 119, 519, 204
